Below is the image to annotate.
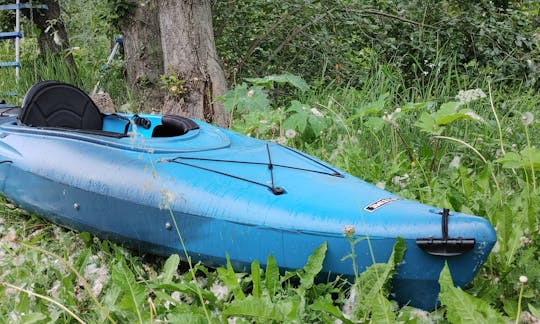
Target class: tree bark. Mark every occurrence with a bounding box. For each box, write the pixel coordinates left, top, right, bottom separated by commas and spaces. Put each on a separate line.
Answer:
157, 0, 228, 127
21, 0, 78, 82
118, 0, 164, 113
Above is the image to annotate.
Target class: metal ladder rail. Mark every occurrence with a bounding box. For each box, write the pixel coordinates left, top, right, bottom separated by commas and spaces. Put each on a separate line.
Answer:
0, 1, 47, 108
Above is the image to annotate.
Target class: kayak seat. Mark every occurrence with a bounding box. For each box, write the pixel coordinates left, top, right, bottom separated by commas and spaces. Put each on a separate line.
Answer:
18, 81, 103, 130
152, 115, 199, 137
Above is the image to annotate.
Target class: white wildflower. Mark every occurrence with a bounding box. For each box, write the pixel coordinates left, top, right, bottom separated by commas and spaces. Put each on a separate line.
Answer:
375, 181, 386, 189
171, 291, 181, 302
197, 277, 207, 289
53, 31, 62, 46
410, 308, 430, 321
464, 111, 484, 122
394, 107, 402, 113
210, 282, 230, 301
449, 155, 461, 168
520, 275, 528, 284
247, 89, 255, 97
310, 107, 324, 117
84, 262, 109, 297
13, 255, 24, 266
259, 120, 268, 125
275, 136, 287, 145
342, 285, 358, 319
48, 280, 62, 298
392, 173, 410, 189
455, 88, 487, 105
521, 112, 534, 126
285, 129, 297, 139
520, 236, 532, 246
342, 225, 355, 236
382, 113, 398, 127
2, 228, 16, 242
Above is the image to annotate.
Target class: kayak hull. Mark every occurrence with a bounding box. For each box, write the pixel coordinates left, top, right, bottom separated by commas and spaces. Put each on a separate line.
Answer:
0, 113, 496, 310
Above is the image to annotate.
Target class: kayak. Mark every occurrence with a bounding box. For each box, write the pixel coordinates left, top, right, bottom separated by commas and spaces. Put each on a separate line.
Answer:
0, 81, 496, 309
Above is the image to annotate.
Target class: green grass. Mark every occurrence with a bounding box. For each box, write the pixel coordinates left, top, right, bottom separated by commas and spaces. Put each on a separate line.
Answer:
0, 16, 539, 322
0, 70, 538, 322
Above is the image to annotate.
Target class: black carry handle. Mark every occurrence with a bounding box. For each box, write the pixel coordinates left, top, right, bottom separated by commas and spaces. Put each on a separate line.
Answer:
416, 208, 476, 257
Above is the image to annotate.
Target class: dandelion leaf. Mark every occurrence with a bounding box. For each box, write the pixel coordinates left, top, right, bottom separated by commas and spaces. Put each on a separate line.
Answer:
217, 254, 245, 300
111, 260, 147, 322
529, 304, 540, 319
299, 242, 327, 290
309, 298, 353, 324
355, 237, 405, 317
161, 254, 179, 284
265, 254, 280, 297
19, 312, 47, 324
251, 260, 262, 298
370, 294, 395, 324
167, 304, 207, 324
438, 263, 506, 323
222, 295, 286, 321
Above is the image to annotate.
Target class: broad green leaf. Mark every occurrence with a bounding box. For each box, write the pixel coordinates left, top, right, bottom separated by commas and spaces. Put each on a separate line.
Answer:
438, 263, 506, 323
435, 111, 479, 125
251, 260, 261, 298
364, 116, 385, 131
278, 294, 302, 321
217, 84, 270, 113
310, 298, 353, 323
161, 254, 179, 284
19, 312, 47, 324
265, 254, 280, 297
222, 296, 286, 321
284, 101, 310, 133
299, 242, 327, 290
217, 254, 245, 300
370, 294, 395, 324
167, 303, 207, 324
245, 74, 309, 92
390, 237, 406, 266
355, 237, 405, 317
284, 111, 309, 133
307, 114, 327, 135
496, 148, 540, 170
528, 304, 540, 319
112, 260, 147, 323
415, 111, 440, 134
349, 93, 388, 121
433, 101, 460, 123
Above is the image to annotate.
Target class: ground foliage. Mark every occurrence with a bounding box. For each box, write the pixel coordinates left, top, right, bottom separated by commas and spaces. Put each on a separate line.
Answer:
214, 0, 540, 90
0, 0, 539, 323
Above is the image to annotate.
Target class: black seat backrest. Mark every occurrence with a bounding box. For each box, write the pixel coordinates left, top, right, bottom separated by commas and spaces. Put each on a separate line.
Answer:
18, 81, 103, 130
151, 115, 199, 137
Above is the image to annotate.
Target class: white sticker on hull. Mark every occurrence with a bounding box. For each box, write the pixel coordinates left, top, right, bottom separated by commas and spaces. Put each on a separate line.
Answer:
364, 197, 401, 212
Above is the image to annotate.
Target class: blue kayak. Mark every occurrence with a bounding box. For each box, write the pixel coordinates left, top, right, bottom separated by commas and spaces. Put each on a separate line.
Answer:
0, 81, 496, 309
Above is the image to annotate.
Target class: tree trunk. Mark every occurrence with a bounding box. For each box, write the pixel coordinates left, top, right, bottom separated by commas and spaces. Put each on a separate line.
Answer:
157, 0, 228, 127
21, 0, 78, 82
118, 0, 164, 113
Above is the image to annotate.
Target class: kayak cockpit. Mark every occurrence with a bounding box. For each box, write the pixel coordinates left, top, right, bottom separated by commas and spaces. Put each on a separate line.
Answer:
0, 81, 231, 152
17, 80, 199, 139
